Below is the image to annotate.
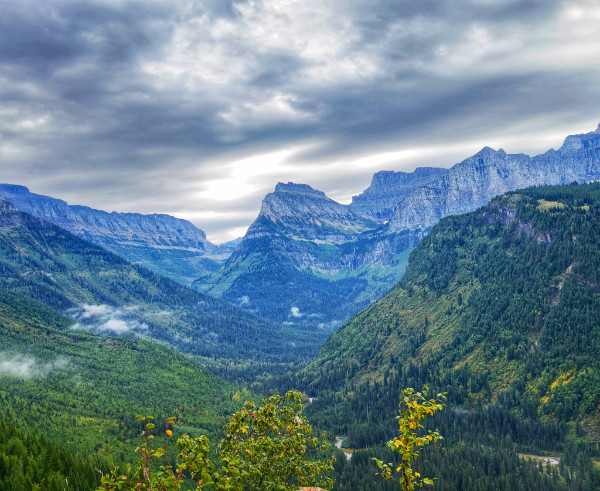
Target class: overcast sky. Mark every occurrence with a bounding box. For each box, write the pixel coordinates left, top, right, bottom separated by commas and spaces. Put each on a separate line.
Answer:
2, 0, 600, 243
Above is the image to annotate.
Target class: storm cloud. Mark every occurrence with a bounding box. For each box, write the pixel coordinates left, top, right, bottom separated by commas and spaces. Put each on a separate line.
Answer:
1, 0, 600, 242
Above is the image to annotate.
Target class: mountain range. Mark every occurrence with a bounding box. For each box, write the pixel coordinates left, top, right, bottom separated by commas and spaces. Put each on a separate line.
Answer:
348, 166, 448, 221
386, 125, 600, 232
194, 181, 410, 330
0, 183, 233, 285
3, 127, 600, 490
303, 182, 600, 489
4, 125, 600, 334
307, 182, 600, 405
0, 196, 318, 375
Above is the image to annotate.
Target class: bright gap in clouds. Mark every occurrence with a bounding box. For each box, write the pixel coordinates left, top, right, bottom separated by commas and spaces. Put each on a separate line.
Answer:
196, 147, 304, 201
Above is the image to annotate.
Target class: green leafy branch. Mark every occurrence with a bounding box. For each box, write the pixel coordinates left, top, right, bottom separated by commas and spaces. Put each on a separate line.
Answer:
374, 386, 446, 490
98, 390, 334, 490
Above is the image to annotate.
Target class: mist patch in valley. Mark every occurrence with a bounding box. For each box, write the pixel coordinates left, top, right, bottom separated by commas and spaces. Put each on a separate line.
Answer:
67, 303, 149, 335
0, 352, 70, 380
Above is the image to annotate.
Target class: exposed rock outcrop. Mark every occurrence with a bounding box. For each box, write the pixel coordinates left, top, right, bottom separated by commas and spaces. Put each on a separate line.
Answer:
249, 182, 378, 243
349, 167, 447, 221
197, 182, 416, 330
387, 125, 600, 232
200, 124, 600, 331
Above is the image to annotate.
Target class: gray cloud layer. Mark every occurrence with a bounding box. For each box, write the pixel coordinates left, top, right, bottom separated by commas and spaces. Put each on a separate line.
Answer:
1, 0, 600, 241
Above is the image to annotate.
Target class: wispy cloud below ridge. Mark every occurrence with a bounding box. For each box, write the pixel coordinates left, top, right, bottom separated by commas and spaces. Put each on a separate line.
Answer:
0, 353, 69, 379
68, 304, 148, 335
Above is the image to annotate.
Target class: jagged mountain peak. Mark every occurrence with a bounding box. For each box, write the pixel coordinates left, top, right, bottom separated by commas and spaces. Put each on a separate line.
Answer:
255, 180, 377, 237
304, 183, 600, 454
559, 124, 600, 152
476, 145, 502, 156
198, 176, 390, 328
349, 166, 447, 221
260, 182, 341, 220
450, 146, 506, 172
274, 182, 327, 198
387, 124, 600, 233
454, 146, 508, 167
198, 124, 600, 334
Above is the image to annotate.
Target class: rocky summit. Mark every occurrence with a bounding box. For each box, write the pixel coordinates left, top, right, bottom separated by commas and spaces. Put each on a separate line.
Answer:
349, 167, 447, 221
5, 125, 600, 334
195, 181, 419, 331
252, 182, 379, 243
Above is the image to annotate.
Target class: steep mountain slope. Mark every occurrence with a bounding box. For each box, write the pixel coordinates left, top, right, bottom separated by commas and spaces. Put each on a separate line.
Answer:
257, 182, 377, 237
0, 196, 317, 369
0, 184, 230, 284
306, 183, 600, 433
0, 290, 238, 466
302, 183, 600, 490
387, 124, 600, 232
348, 167, 447, 221
196, 183, 416, 331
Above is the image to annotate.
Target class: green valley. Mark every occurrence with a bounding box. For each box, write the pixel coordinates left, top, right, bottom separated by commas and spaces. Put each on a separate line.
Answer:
4, 183, 600, 489
196, 183, 419, 333
4, 1, 600, 487
0, 197, 318, 379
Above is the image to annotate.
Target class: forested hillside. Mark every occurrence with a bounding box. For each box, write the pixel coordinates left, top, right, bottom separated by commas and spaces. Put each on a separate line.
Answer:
0, 290, 242, 467
0, 420, 105, 490
196, 126, 600, 337
301, 183, 600, 489
4, 183, 600, 489
0, 197, 319, 378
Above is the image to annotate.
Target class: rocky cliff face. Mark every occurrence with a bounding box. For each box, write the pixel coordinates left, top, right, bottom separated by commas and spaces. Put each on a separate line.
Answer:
7, 125, 600, 332
349, 167, 447, 221
197, 182, 413, 330
387, 125, 600, 232
0, 184, 230, 284
0, 195, 15, 213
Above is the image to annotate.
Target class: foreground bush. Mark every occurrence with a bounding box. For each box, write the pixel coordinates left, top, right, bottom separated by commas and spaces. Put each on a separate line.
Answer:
98, 390, 334, 490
